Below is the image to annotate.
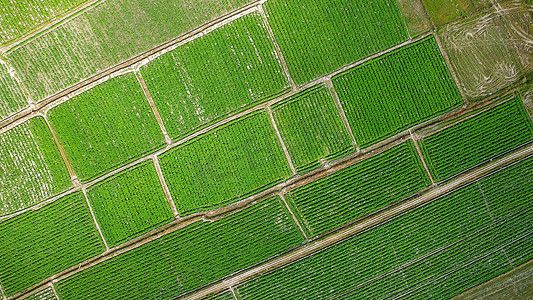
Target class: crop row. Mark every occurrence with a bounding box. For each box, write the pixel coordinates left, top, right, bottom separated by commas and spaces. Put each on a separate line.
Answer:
0, 191, 105, 297
54, 196, 304, 299
285, 140, 431, 237
419, 96, 533, 182
236, 156, 533, 299
333, 35, 463, 147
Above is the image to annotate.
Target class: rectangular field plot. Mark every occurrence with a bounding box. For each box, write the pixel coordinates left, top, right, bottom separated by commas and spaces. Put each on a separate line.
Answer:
237, 157, 533, 299
285, 141, 431, 237
264, 0, 408, 85
0, 116, 71, 216
333, 36, 463, 148
56, 197, 304, 300
159, 111, 292, 215
271, 84, 353, 172
86, 161, 174, 248
0, 192, 105, 297
418, 97, 533, 182
0, 62, 27, 120
141, 12, 288, 141
47, 73, 165, 182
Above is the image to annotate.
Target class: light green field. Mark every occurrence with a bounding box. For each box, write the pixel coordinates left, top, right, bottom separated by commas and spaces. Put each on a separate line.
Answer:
56, 196, 304, 299
47, 73, 165, 182
142, 12, 288, 141
271, 85, 353, 172
159, 111, 291, 215
0, 62, 27, 119
86, 161, 174, 247
264, 0, 408, 85
0, 116, 71, 216
0, 191, 105, 297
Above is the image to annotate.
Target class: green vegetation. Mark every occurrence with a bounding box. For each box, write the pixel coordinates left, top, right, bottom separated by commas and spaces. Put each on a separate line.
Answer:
285, 141, 431, 237
0, 0, 89, 44
237, 157, 533, 299
264, 0, 408, 85
142, 13, 288, 140
0, 116, 71, 216
271, 85, 353, 172
86, 161, 174, 248
333, 36, 463, 147
0, 192, 105, 297
0, 62, 27, 119
25, 287, 57, 300
56, 196, 304, 299
47, 73, 165, 182
419, 97, 533, 182
159, 111, 291, 215
422, 0, 475, 26
207, 291, 235, 300
7, 0, 251, 101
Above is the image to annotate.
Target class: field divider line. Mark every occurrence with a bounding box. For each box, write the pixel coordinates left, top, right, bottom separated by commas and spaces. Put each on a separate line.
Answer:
0, 281, 6, 300
81, 187, 109, 251
409, 129, 436, 185
135, 71, 172, 145
152, 155, 179, 218
279, 193, 309, 240
229, 286, 239, 300
433, 32, 470, 105
325, 78, 359, 151
49, 283, 60, 300
267, 106, 296, 174
43, 115, 80, 187
258, 4, 296, 90
179, 144, 533, 299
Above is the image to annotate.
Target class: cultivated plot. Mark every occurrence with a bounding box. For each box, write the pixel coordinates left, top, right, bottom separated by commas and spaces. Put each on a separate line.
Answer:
238, 156, 533, 299
0, 116, 71, 216
56, 196, 304, 299
271, 84, 353, 172
159, 111, 292, 215
333, 35, 463, 148
47, 73, 165, 182
142, 12, 288, 141
0, 191, 105, 297
0, 61, 27, 120
419, 96, 533, 182
86, 161, 174, 248
285, 141, 431, 237
264, 0, 408, 85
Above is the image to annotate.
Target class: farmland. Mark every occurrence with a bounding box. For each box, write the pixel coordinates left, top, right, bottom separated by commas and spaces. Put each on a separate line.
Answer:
271, 84, 353, 172
333, 36, 463, 147
86, 161, 174, 247
285, 141, 430, 237
264, 0, 408, 85
419, 96, 533, 182
55, 196, 304, 299
1, 0, 532, 299
0, 116, 70, 216
142, 13, 289, 140
47, 73, 165, 182
159, 111, 291, 215
0, 191, 105, 297
237, 156, 533, 299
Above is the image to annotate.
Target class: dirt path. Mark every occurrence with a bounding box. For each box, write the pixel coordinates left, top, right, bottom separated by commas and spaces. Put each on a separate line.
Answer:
267, 107, 296, 174
325, 79, 359, 151
181, 143, 533, 299
409, 129, 436, 185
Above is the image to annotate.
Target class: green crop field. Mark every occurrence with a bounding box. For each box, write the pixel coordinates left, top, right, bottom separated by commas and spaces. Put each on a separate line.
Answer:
264, 0, 408, 85
334, 36, 463, 148
237, 157, 533, 299
142, 13, 288, 141
419, 97, 533, 182
271, 84, 353, 172
0, 116, 71, 216
47, 73, 165, 182
56, 196, 304, 299
1, 1, 532, 299
0, 191, 105, 297
159, 111, 291, 215
0, 62, 27, 119
86, 161, 174, 248
285, 141, 430, 237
